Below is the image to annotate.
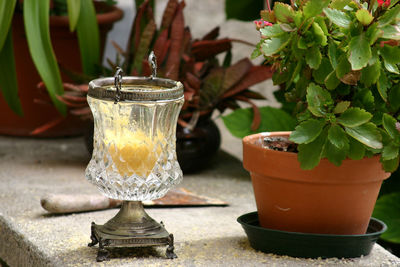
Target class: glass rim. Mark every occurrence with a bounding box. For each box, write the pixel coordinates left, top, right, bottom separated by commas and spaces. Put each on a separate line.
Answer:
88, 76, 184, 102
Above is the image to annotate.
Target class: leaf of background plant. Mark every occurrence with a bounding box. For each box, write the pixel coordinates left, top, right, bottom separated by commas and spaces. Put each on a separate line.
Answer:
345, 122, 382, 149
337, 107, 372, 127
222, 106, 296, 138
348, 33, 371, 70
333, 101, 350, 114
306, 46, 322, 69
328, 124, 348, 148
313, 58, 333, 84
67, 0, 80, 31
356, 9, 373, 26
383, 143, 400, 160
383, 113, 400, 140
297, 128, 327, 170
323, 8, 351, 28
0, 0, 16, 50
306, 83, 333, 116
325, 137, 349, 166
261, 34, 290, 56
0, 30, 23, 116
348, 136, 366, 160
274, 2, 295, 23
76, 0, 100, 76
290, 119, 325, 144
360, 61, 381, 87
225, 0, 263, 21
303, 0, 330, 19
330, 0, 351, 10
373, 192, 400, 243
23, 0, 66, 115
378, 5, 400, 28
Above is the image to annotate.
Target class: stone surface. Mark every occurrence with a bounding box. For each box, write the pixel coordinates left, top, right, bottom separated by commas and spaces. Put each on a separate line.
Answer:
0, 133, 399, 267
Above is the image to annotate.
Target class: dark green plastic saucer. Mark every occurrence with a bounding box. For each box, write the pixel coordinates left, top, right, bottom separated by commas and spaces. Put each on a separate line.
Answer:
237, 212, 387, 259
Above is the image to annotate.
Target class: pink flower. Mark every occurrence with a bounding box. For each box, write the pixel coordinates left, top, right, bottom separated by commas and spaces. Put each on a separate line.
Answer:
254, 19, 273, 30
377, 0, 391, 7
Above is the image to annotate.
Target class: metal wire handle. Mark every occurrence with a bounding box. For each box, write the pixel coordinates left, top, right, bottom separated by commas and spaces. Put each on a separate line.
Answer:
114, 67, 123, 103
148, 51, 157, 79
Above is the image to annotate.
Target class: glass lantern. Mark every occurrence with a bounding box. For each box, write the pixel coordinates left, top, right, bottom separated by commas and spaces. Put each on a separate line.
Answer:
85, 57, 184, 261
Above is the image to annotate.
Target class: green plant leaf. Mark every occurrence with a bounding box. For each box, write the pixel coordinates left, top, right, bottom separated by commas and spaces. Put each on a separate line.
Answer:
313, 58, 333, 84
0, 0, 16, 51
381, 157, 400, 172
312, 22, 327, 46
380, 45, 400, 65
383, 113, 400, 140
348, 33, 372, 70
360, 61, 381, 87
378, 5, 400, 28
337, 107, 372, 127
373, 192, 400, 243
0, 30, 23, 116
384, 61, 400, 74
67, 0, 81, 31
274, 2, 295, 23
261, 34, 290, 56
222, 106, 296, 138
260, 24, 285, 38
23, 0, 66, 115
333, 101, 350, 114
345, 123, 382, 149
290, 119, 326, 144
297, 128, 327, 170
336, 54, 352, 78
303, 0, 330, 19
330, 0, 351, 10
355, 9, 373, 26
383, 142, 400, 160
348, 137, 366, 160
325, 137, 349, 166
306, 46, 322, 69
325, 70, 341, 90
306, 83, 333, 116
377, 69, 389, 101
225, 0, 263, 21
76, 0, 100, 76
328, 124, 348, 149
389, 84, 400, 111
381, 23, 400, 40
328, 40, 339, 69
323, 8, 351, 28
366, 23, 381, 45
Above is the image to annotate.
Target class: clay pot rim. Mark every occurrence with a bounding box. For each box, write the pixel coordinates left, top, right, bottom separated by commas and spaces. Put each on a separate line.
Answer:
242, 131, 391, 184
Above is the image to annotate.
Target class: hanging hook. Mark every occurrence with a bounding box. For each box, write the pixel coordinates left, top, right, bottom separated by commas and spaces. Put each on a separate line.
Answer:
114, 67, 123, 104
148, 51, 157, 79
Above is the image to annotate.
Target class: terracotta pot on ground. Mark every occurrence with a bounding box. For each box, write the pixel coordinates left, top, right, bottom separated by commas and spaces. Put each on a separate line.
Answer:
242, 131, 391, 235
0, 3, 123, 137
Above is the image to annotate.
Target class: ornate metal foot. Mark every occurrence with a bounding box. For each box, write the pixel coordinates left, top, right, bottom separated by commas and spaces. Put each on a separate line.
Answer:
88, 222, 99, 247
96, 239, 110, 262
166, 234, 177, 259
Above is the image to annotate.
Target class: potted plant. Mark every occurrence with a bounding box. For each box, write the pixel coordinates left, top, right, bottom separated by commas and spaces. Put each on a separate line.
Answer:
236, 0, 400, 236
0, 0, 123, 136
46, 0, 274, 172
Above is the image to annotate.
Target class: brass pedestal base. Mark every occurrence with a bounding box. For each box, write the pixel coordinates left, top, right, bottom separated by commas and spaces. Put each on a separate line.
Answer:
88, 201, 176, 262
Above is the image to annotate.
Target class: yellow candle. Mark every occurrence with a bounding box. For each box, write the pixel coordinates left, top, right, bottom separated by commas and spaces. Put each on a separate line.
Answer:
104, 129, 163, 177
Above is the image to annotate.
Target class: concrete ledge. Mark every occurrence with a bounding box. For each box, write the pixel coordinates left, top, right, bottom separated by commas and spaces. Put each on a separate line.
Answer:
0, 136, 399, 267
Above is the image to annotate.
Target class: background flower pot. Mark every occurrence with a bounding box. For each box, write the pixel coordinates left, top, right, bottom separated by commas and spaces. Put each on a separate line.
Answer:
0, 4, 123, 137
243, 132, 391, 235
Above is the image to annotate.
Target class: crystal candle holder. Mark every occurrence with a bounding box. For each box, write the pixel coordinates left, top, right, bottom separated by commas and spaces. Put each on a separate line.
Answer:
85, 62, 184, 261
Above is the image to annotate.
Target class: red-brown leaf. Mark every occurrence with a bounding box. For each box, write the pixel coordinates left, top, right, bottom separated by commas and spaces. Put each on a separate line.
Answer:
153, 29, 168, 62
223, 65, 273, 99
185, 72, 201, 90
161, 0, 179, 29
165, 1, 185, 80
70, 107, 92, 116
223, 58, 252, 92
202, 27, 220, 41
30, 117, 64, 135
191, 39, 232, 61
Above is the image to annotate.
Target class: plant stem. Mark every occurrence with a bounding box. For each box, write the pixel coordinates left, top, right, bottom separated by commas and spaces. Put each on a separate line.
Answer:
266, 0, 271, 12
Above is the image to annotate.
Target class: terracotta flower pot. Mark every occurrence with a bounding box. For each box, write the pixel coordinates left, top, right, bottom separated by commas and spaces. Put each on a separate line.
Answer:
0, 3, 123, 137
242, 132, 391, 235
